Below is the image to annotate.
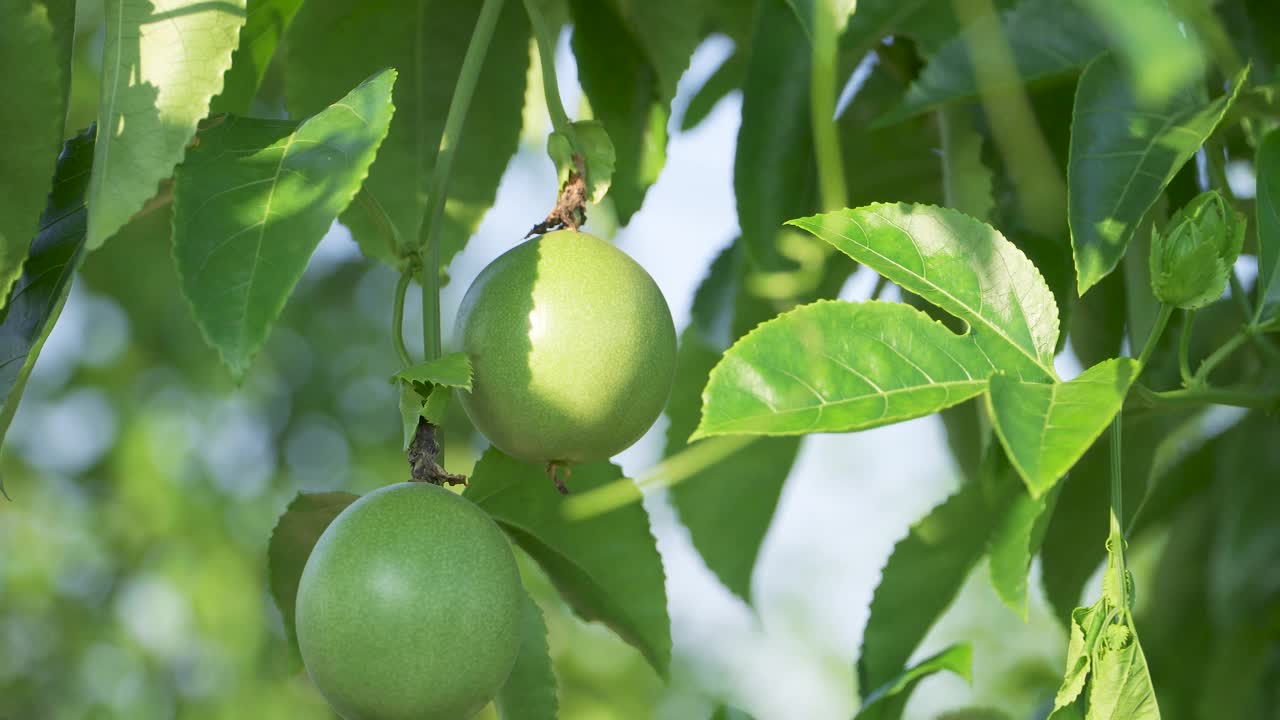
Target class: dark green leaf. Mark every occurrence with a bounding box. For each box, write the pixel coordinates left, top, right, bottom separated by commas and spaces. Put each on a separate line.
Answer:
838, 0, 1017, 59
667, 242, 798, 600
465, 450, 671, 676
1069, 269, 1126, 369
789, 204, 1060, 380
693, 300, 994, 438
1069, 55, 1246, 294
495, 592, 558, 720
987, 481, 1057, 619
711, 706, 754, 720
939, 106, 995, 222
0, 129, 95, 491
569, 0, 696, 224
88, 0, 247, 249
211, 0, 304, 114
858, 446, 1021, 697
987, 358, 1138, 497
173, 70, 396, 379
680, 49, 746, 132
935, 709, 1012, 720
1255, 128, 1280, 321
1074, 0, 1205, 107
885, 0, 1107, 121
393, 352, 472, 390
267, 491, 359, 663
0, 0, 72, 302
287, 0, 529, 267
856, 644, 972, 720
734, 0, 812, 270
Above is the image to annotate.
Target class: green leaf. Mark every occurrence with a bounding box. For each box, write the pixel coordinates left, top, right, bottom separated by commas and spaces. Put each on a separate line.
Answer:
935, 709, 1012, 720
939, 106, 995, 222
987, 481, 1057, 619
1069, 54, 1247, 294
495, 592, 558, 720
858, 446, 1021, 697
173, 69, 396, 379
569, 0, 694, 224
419, 384, 451, 426
1255, 128, 1280, 322
287, 0, 528, 267
465, 450, 670, 677
667, 242, 799, 600
856, 644, 973, 720
393, 352, 473, 390
211, 0, 304, 114
88, 0, 247, 249
267, 491, 359, 664
734, 0, 812, 270
711, 706, 754, 720
838, 0, 1017, 59
0, 129, 94, 491
1074, 0, 1205, 108
547, 120, 616, 205
1053, 604, 1104, 709
0, 0, 72, 303
1085, 631, 1160, 720
789, 203, 1060, 380
399, 383, 424, 450
694, 300, 996, 438
885, 0, 1107, 121
680, 49, 746, 131
987, 358, 1138, 497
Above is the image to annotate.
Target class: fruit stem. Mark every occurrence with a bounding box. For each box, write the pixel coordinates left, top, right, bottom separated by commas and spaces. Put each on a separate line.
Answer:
523, 0, 575, 142
418, 0, 507, 364
809, 0, 848, 211
392, 270, 414, 368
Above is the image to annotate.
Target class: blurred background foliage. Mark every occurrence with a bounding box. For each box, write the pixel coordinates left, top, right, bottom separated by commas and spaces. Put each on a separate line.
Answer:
3, 0, 1280, 718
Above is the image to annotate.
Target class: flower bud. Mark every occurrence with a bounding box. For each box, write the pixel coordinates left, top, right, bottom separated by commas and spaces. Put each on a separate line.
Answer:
1149, 191, 1245, 309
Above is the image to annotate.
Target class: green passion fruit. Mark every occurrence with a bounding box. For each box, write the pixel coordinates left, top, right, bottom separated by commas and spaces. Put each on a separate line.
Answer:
455, 229, 677, 465
295, 483, 523, 720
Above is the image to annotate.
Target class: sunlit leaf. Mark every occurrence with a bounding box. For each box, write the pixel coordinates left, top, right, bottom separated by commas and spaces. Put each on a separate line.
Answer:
1255, 128, 1280, 322
1074, 0, 1205, 107
393, 352, 472, 390
856, 644, 972, 720
988, 358, 1138, 497
267, 491, 359, 664
694, 300, 995, 438
88, 0, 247, 249
287, 0, 528, 267
0, 0, 72, 302
212, 0, 304, 114
790, 204, 1060, 379
495, 592, 558, 720
173, 69, 395, 379
1069, 55, 1246, 294
465, 450, 671, 676
0, 129, 94, 490
1085, 630, 1160, 720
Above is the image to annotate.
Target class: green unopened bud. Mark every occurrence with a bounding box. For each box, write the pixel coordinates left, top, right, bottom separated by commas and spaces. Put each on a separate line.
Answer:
1149, 191, 1245, 309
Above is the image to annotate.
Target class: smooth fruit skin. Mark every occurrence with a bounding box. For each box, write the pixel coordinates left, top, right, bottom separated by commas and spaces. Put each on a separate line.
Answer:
455, 230, 678, 464
296, 483, 523, 720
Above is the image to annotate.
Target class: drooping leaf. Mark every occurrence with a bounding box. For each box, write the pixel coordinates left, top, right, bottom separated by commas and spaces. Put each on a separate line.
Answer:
393, 352, 473, 390
547, 120, 617, 205
733, 0, 812, 270
789, 203, 1060, 380
173, 69, 396, 379
495, 592, 558, 720
1054, 604, 1105, 709
1085, 631, 1160, 720
858, 446, 1022, 697
667, 242, 799, 600
987, 481, 1057, 619
267, 491, 359, 663
0, 0, 72, 303
1255, 128, 1280, 322
987, 358, 1138, 497
680, 48, 746, 131
465, 450, 670, 676
569, 0, 696, 224
88, 0, 247, 249
692, 300, 995, 438
884, 0, 1107, 121
1069, 55, 1247, 294
287, 0, 529, 267
856, 644, 973, 720
211, 0, 305, 114
0, 129, 94, 489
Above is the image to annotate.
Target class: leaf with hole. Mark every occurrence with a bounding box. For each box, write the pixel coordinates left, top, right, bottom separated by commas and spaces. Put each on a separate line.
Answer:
173, 69, 395, 379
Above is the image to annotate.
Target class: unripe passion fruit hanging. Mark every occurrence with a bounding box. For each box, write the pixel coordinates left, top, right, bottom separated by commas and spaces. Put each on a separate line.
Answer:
455, 230, 677, 465
296, 483, 523, 720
